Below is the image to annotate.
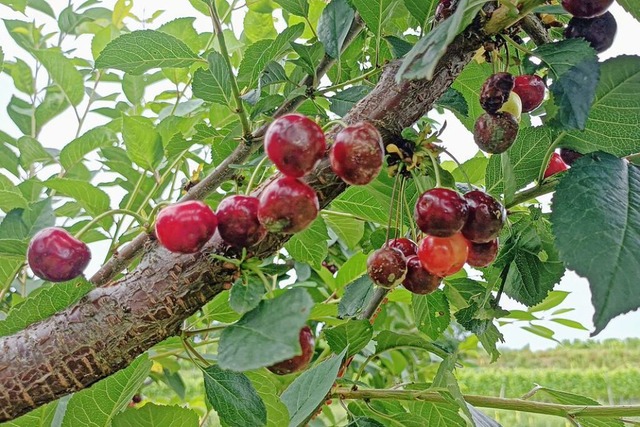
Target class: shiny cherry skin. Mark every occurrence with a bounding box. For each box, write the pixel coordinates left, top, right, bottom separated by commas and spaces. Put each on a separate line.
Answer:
461, 191, 506, 244
467, 239, 499, 268
388, 238, 418, 258
417, 233, 468, 277
565, 12, 617, 53
513, 75, 546, 113
414, 188, 469, 237
264, 113, 326, 178
216, 195, 267, 248
403, 255, 441, 295
258, 176, 319, 234
561, 0, 614, 18
267, 326, 315, 375
27, 227, 91, 282
329, 122, 384, 186
544, 152, 569, 179
155, 201, 218, 254
367, 247, 407, 288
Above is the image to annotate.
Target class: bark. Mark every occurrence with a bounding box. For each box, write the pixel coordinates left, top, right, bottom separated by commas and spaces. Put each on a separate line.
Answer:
0, 22, 485, 422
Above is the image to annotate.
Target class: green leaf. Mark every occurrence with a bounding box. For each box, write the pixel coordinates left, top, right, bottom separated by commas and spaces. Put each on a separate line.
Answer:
95, 30, 200, 75
413, 290, 450, 340
373, 330, 449, 359
325, 319, 373, 357
0, 189, 28, 212
617, 0, 640, 22
431, 355, 473, 422
338, 276, 374, 319
280, 348, 347, 427
284, 217, 329, 270
317, 0, 355, 59
0, 47, 4, 73
44, 178, 111, 219
537, 386, 623, 427
204, 291, 242, 324
6, 58, 33, 95
409, 402, 466, 427
436, 87, 469, 117
404, 0, 438, 27
32, 48, 85, 106
0, 238, 28, 259
0, 199, 54, 239
328, 86, 372, 117
62, 355, 152, 427
192, 51, 234, 107
550, 152, 640, 334
18, 136, 54, 167
229, 276, 267, 314
1, 401, 58, 427
335, 252, 368, 289
218, 289, 314, 371
529, 290, 569, 313
35, 87, 70, 129
7, 96, 32, 135
347, 418, 384, 427
0, 278, 93, 337
562, 56, 640, 157
350, 0, 399, 40
112, 404, 199, 427
245, 371, 290, 427
203, 365, 267, 427
331, 186, 390, 225
122, 116, 163, 170
323, 214, 364, 250
274, 0, 308, 17
60, 126, 118, 170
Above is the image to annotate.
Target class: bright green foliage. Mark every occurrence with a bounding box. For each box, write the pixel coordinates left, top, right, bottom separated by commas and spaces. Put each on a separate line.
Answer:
112, 404, 199, 427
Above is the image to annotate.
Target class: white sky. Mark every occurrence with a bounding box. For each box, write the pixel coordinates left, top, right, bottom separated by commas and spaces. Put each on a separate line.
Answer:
1, 0, 639, 350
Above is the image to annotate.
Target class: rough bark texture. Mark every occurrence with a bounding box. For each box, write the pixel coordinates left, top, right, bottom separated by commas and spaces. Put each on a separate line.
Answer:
0, 25, 483, 422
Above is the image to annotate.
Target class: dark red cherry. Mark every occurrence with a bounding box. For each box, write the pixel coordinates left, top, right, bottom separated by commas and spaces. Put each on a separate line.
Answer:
329, 122, 384, 186
367, 247, 407, 288
480, 72, 515, 114
388, 238, 418, 258
561, 0, 614, 18
414, 188, 469, 237
435, 0, 458, 23
462, 191, 506, 244
155, 201, 218, 253
264, 113, 326, 178
216, 195, 267, 248
544, 153, 569, 179
560, 148, 583, 166
473, 112, 519, 154
27, 227, 91, 282
403, 255, 441, 295
258, 176, 319, 234
565, 12, 617, 53
513, 75, 546, 113
467, 239, 499, 268
417, 233, 468, 277
267, 326, 315, 375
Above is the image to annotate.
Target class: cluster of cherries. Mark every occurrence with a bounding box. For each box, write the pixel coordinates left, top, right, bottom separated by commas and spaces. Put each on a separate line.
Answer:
367, 187, 506, 295
562, 0, 617, 53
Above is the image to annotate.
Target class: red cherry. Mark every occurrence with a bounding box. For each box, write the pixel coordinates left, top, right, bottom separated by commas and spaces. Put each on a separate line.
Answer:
258, 176, 319, 234
461, 191, 506, 244
330, 122, 384, 186
367, 247, 407, 288
267, 326, 315, 375
561, 0, 614, 18
544, 152, 569, 179
513, 75, 546, 113
403, 256, 441, 295
417, 233, 468, 277
467, 239, 499, 268
414, 188, 469, 237
480, 72, 515, 114
264, 113, 326, 178
216, 195, 267, 248
388, 238, 418, 258
155, 201, 218, 253
27, 227, 91, 282
565, 12, 617, 54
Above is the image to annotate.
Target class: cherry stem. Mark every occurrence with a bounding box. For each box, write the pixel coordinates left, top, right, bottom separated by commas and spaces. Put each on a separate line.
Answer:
426, 150, 442, 188
75, 209, 147, 240
182, 324, 231, 337
442, 148, 473, 189
181, 336, 210, 367
209, 253, 242, 266
393, 178, 405, 239
404, 194, 418, 242
384, 173, 402, 245
322, 209, 367, 222
506, 179, 559, 209
248, 265, 274, 294
503, 37, 511, 72
245, 155, 271, 195
316, 67, 381, 95
322, 119, 349, 132
502, 34, 535, 57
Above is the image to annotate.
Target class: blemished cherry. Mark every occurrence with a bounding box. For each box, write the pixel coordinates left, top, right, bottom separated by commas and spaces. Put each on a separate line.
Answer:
467, 239, 499, 268
388, 238, 418, 258
462, 191, 506, 244
267, 326, 315, 375
155, 201, 218, 254
561, 0, 614, 18
414, 188, 469, 237
216, 195, 266, 248
27, 227, 91, 282
565, 12, 617, 53
258, 176, 319, 234
513, 75, 546, 113
544, 152, 569, 179
473, 112, 519, 154
403, 255, 441, 295
329, 122, 384, 186
264, 113, 326, 178
417, 233, 468, 277
480, 72, 515, 114
434, 0, 457, 23
367, 247, 407, 288
560, 148, 583, 166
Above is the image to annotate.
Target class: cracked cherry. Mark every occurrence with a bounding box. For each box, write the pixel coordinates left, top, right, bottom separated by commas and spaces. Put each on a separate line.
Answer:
216, 195, 266, 248
403, 255, 441, 295
467, 239, 499, 268
267, 326, 315, 375
258, 176, 319, 234
474, 112, 519, 154
544, 152, 569, 179
513, 75, 546, 113
264, 113, 326, 178
417, 232, 468, 277
414, 188, 469, 237
462, 191, 506, 244
561, 0, 614, 18
329, 122, 384, 186
27, 227, 91, 282
565, 12, 617, 53
155, 201, 218, 253
480, 72, 515, 114
367, 247, 407, 288
388, 238, 417, 258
